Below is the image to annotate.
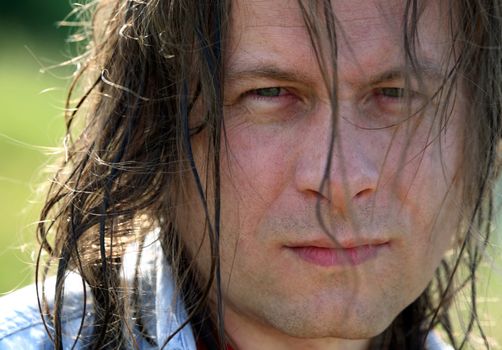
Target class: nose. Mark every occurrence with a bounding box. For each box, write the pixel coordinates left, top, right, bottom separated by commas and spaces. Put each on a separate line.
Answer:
294, 104, 379, 216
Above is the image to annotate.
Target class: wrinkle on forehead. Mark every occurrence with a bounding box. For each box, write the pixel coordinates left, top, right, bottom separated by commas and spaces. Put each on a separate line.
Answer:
233, 0, 304, 28
227, 0, 455, 92
232, 0, 404, 41
231, 0, 449, 49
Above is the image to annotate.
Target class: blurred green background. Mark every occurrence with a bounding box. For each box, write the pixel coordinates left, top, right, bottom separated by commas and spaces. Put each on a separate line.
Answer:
0, 1, 69, 291
0, 1, 501, 348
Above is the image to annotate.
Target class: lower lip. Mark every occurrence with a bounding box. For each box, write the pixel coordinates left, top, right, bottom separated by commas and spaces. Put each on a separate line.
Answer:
289, 244, 387, 267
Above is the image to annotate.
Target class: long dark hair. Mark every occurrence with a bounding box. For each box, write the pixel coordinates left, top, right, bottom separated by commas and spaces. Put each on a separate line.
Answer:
36, 0, 502, 349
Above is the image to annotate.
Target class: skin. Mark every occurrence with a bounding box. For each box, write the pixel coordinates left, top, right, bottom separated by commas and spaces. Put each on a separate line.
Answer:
183, 0, 465, 349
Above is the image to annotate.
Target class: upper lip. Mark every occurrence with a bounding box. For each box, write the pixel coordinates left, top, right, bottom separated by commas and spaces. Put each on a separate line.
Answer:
285, 237, 390, 249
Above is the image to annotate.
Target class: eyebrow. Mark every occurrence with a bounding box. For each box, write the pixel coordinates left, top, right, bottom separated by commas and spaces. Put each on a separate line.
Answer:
369, 62, 447, 86
225, 64, 316, 85
225, 60, 447, 87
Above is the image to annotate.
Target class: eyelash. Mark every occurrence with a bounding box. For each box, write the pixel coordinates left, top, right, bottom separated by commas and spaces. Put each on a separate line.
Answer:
245, 87, 292, 101
373, 87, 419, 101
376, 87, 405, 98
245, 87, 414, 101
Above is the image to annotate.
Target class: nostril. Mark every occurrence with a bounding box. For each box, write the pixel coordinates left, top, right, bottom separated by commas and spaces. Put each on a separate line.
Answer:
305, 188, 329, 203
354, 188, 373, 199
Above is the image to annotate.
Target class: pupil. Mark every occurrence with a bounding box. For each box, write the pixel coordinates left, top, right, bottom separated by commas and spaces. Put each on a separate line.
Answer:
256, 87, 281, 97
382, 88, 404, 98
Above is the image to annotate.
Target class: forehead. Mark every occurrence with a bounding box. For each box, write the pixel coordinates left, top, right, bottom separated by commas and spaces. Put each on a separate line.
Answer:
227, 0, 452, 83
232, 0, 405, 36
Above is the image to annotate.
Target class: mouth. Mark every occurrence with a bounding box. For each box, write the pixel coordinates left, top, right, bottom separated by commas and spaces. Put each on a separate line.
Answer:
285, 241, 390, 267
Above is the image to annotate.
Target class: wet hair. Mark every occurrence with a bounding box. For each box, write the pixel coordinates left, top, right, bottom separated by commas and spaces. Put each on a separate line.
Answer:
36, 0, 502, 349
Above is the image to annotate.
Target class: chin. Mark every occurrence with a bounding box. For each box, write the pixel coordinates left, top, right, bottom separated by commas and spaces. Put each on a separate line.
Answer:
271, 319, 390, 341
261, 300, 395, 340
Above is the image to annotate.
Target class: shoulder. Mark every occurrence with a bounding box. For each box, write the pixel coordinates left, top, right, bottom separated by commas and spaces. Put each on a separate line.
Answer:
0, 274, 92, 350
0, 234, 196, 350
124, 233, 197, 349
426, 331, 454, 350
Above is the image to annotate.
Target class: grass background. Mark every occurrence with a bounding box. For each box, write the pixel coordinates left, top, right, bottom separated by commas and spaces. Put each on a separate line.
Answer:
0, 6, 501, 349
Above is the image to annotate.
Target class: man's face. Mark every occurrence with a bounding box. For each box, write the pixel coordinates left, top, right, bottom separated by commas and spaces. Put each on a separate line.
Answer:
185, 0, 464, 346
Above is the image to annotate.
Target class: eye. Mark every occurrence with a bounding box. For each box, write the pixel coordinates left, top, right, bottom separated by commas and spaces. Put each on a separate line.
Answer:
227, 85, 306, 124
372, 86, 423, 109
250, 87, 288, 98
358, 85, 428, 128
375, 87, 407, 99
241, 86, 297, 108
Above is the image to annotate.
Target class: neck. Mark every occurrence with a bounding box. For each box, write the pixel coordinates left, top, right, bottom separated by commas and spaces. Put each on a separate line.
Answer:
224, 308, 371, 350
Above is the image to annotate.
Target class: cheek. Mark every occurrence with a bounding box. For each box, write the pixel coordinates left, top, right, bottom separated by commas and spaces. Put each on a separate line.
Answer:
216, 127, 298, 270
180, 124, 296, 281
220, 126, 295, 214
390, 124, 464, 278
384, 112, 463, 211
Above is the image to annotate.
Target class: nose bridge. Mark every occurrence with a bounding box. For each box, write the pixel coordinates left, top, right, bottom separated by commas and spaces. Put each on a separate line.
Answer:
331, 117, 376, 195
295, 102, 379, 212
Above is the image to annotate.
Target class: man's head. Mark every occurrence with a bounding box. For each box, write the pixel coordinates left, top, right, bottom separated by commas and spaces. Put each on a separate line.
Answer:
39, 0, 502, 349
182, 0, 467, 347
